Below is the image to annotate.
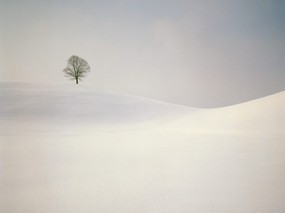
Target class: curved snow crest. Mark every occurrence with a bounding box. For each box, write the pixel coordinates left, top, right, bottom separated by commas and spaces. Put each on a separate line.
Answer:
0, 82, 284, 133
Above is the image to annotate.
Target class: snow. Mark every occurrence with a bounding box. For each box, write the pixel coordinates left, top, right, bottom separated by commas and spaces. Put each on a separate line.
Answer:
0, 82, 284, 212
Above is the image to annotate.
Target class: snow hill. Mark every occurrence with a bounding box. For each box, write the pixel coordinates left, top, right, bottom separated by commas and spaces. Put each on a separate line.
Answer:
0, 82, 195, 128
0, 82, 284, 213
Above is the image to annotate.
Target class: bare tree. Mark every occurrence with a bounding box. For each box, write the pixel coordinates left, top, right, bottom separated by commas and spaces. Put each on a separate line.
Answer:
63, 55, 90, 84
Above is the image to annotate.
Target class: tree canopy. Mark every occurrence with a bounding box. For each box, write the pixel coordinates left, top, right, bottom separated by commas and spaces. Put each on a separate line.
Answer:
63, 55, 90, 84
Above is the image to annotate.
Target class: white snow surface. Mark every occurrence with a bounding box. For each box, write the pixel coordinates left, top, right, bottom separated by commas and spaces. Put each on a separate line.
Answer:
0, 82, 284, 213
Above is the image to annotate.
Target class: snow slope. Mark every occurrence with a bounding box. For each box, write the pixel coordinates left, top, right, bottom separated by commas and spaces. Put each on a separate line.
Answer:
0, 82, 284, 213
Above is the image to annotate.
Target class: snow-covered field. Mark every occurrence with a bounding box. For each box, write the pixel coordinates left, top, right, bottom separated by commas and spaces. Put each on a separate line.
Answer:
0, 82, 284, 212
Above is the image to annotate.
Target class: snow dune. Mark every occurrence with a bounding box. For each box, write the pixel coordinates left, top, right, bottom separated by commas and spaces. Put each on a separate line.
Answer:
0, 82, 195, 130
0, 82, 284, 213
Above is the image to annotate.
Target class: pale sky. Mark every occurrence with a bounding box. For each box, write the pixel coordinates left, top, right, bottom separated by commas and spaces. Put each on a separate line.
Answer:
1, 0, 284, 107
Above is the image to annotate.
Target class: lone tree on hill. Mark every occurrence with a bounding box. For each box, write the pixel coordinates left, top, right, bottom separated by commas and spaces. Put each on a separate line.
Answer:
63, 55, 90, 84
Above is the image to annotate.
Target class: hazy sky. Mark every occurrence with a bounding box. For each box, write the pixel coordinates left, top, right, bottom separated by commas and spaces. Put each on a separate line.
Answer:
1, 0, 284, 107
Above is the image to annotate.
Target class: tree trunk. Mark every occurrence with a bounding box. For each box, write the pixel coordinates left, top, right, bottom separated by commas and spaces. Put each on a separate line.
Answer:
76, 78, 78, 84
